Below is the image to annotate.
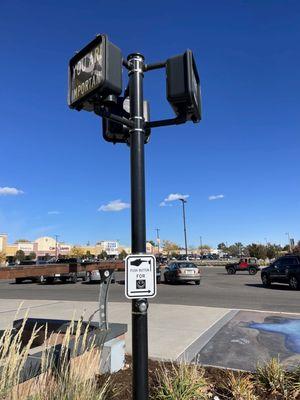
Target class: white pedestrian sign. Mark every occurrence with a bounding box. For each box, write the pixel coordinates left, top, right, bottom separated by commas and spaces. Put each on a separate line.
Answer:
125, 254, 156, 299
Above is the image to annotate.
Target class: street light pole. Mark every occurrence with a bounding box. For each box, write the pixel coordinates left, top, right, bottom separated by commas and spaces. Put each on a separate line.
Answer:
179, 199, 188, 259
55, 235, 59, 259
286, 232, 291, 252
155, 228, 160, 255
128, 53, 148, 400
200, 236, 203, 256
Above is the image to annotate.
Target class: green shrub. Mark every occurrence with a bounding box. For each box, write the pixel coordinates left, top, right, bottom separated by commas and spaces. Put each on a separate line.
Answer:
256, 358, 292, 399
152, 362, 211, 400
222, 371, 257, 400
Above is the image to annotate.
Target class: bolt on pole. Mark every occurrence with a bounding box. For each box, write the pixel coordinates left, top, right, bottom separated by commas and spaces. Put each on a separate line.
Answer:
128, 53, 149, 400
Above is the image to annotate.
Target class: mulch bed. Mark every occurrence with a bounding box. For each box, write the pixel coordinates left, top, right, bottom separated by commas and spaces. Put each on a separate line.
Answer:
98, 356, 165, 399
98, 357, 300, 400
98, 356, 239, 400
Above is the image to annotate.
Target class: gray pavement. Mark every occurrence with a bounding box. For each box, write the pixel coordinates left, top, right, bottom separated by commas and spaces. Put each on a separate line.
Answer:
0, 267, 299, 313
1, 266, 300, 369
0, 299, 230, 361
1, 298, 300, 370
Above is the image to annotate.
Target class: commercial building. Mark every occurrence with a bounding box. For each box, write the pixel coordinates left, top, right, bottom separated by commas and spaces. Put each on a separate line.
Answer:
98, 241, 119, 256
146, 242, 158, 254
0, 234, 7, 253
0, 235, 130, 258
34, 237, 71, 257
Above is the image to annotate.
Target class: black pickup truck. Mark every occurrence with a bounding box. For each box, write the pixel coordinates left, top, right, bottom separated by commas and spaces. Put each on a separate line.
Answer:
261, 254, 300, 290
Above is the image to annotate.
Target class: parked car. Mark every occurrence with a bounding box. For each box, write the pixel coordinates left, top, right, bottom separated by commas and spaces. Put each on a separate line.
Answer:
261, 255, 300, 290
176, 255, 189, 261
226, 257, 259, 275
201, 254, 219, 260
155, 256, 168, 265
163, 262, 200, 285
156, 266, 161, 284
85, 269, 116, 283
85, 269, 101, 283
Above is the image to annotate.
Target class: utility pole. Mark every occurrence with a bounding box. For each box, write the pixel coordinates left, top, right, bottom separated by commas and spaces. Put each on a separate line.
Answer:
54, 235, 59, 259
178, 198, 188, 259
155, 228, 160, 255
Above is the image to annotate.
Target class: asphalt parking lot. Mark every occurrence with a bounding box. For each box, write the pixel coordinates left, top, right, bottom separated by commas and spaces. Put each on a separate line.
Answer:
0, 267, 299, 313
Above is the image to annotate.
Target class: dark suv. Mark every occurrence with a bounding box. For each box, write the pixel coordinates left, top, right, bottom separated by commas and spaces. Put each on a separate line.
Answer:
261, 255, 300, 290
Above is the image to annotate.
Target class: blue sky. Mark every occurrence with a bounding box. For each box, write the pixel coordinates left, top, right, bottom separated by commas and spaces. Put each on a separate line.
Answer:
1, 0, 300, 248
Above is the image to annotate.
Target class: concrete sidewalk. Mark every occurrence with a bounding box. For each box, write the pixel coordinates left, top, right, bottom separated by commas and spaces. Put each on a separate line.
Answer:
0, 299, 229, 361
3, 299, 300, 370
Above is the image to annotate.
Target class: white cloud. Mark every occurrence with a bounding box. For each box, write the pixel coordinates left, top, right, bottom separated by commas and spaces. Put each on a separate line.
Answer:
48, 211, 61, 215
164, 193, 189, 202
208, 194, 225, 201
159, 201, 172, 207
98, 199, 130, 212
0, 187, 24, 196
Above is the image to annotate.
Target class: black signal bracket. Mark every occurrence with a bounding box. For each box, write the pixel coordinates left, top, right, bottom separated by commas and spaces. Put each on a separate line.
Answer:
123, 58, 166, 72
97, 55, 192, 131
146, 116, 186, 128
144, 61, 166, 71
94, 104, 134, 128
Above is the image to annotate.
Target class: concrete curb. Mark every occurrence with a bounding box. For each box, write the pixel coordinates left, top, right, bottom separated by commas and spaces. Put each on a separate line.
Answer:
177, 309, 239, 363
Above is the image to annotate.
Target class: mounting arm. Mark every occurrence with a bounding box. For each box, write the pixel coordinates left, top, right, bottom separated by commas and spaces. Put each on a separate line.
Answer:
94, 105, 134, 128
146, 116, 186, 128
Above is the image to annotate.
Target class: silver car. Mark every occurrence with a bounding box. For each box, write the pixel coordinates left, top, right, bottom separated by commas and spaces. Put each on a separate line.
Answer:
85, 270, 101, 283
85, 270, 116, 283
163, 262, 201, 285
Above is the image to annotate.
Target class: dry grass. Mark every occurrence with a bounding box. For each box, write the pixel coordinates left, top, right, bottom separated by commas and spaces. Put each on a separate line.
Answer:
222, 371, 257, 400
151, 362, 211, 400
0, 311, 41, 398
0, 315, 113, 400
256, 358, 292, 399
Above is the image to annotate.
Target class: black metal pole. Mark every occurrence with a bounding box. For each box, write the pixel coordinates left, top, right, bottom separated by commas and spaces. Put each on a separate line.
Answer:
128, 53, 149, 400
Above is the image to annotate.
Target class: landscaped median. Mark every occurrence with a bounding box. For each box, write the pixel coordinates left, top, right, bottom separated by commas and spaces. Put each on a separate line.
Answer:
1, 318, 300, 399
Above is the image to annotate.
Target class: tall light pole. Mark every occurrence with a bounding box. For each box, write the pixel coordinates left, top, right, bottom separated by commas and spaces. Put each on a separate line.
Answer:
200, 236, 203, 256
54, 235, 59, 259
286, 232, 292, 252
155, 228, 160, 255
178, 198, 188, 259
